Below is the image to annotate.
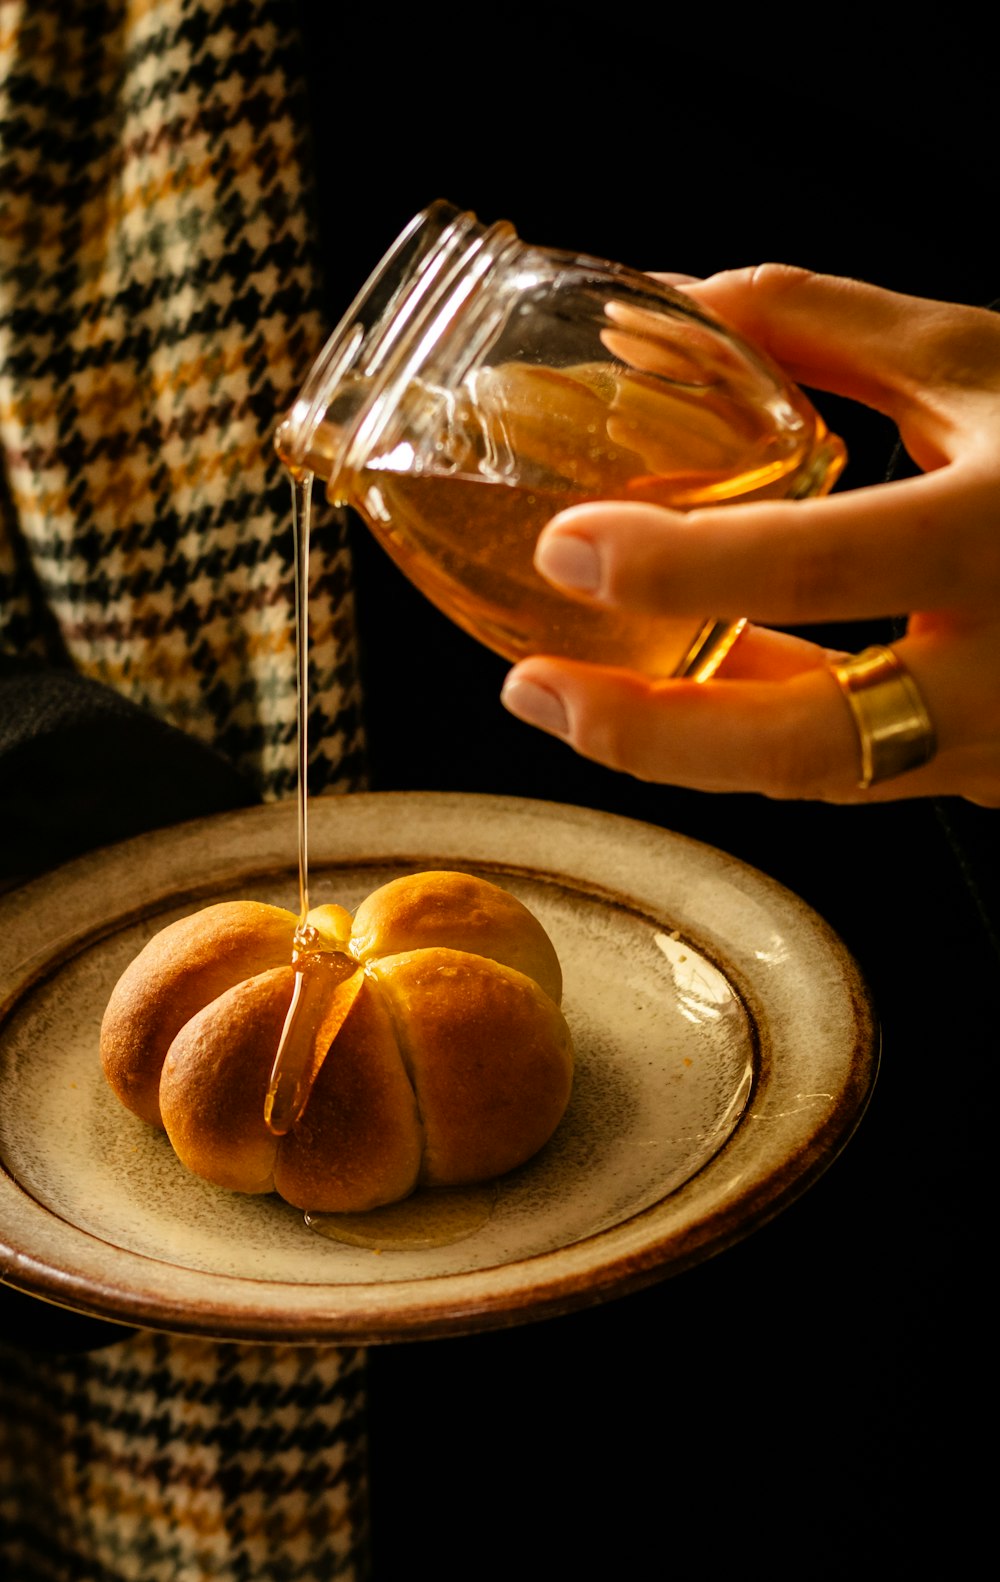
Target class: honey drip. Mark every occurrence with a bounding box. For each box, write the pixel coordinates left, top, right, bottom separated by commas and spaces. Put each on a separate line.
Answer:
290, 469, 313, 926
264, 467, 346, 1137
265, 946, 363, 1135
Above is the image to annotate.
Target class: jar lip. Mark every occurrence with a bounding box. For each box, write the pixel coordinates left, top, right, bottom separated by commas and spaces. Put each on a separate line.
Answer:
278, 202, 517, 474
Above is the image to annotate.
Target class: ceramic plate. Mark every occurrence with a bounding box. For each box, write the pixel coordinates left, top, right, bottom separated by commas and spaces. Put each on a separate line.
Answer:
0, 793, 877, 1343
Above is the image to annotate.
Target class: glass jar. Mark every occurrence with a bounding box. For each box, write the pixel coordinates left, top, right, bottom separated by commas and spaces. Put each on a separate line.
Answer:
277, 201, 845, 681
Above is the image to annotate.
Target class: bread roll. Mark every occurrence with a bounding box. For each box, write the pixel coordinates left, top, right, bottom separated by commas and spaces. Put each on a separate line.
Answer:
100, 871, 573, 1212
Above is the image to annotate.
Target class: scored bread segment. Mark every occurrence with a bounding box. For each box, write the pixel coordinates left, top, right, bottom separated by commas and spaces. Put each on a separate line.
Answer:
372, 947, 574, 1187
350, 870, 563, 1004
100, 901, 297, 1127
159, 965, 291, 1193
273, 972, 423, 1212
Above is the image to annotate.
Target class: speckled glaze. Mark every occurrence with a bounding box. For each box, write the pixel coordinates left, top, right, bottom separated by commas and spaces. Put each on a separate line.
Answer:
0, 793, 877, 1343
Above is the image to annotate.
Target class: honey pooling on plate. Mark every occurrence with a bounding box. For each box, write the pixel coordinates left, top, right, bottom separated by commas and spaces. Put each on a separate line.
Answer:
305, 1182, 499, 1250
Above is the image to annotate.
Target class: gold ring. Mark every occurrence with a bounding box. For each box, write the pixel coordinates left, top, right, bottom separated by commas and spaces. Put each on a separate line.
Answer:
830, 645, 937, 789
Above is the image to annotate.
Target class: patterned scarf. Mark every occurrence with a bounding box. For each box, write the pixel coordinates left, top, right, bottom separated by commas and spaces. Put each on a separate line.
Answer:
1, 6, 371, 1577
0, 1332, 371, 1579
0, 0, 366, 801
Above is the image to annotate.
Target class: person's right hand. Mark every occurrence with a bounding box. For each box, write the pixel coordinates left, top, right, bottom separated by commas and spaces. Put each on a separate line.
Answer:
501, 266, 1000, 807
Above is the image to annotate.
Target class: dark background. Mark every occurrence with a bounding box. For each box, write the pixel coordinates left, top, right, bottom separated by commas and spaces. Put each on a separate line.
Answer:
3, 13, 993, 1575
292, 15, 997, 1576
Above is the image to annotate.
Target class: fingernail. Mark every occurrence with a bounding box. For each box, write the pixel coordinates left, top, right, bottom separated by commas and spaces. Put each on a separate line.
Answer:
535, 532, 601, 594
500, 675, 570, 736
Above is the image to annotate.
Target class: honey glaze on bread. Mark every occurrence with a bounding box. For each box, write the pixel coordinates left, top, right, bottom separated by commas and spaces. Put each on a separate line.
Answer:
100, 871, 574, 1213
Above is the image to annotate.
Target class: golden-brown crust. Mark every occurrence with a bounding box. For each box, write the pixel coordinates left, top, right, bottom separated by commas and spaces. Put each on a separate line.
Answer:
373, 948, 574, 1186
100, 901, 297, 1126
351, 870, 563, 1004
159, 965, 292, 1194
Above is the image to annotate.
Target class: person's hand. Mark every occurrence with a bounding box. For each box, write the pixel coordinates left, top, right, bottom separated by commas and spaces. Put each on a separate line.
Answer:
500, 266, 1000, 806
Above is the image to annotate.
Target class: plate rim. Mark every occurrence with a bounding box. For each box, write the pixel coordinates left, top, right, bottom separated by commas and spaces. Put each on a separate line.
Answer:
0, 791, 879, 1343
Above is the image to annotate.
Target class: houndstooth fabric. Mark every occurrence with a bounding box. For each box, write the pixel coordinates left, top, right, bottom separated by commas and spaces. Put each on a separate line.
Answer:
0, 1332, 371, 1580
0, 0, 366, 800
1, 4, 374, 1576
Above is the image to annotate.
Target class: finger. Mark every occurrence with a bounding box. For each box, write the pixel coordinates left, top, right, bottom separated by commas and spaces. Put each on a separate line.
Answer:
649, 272, 701, 286
500, 654, 865, 799
499, 649, 956, 804
677, 266, 1000, 450
533, 465, 1000, 626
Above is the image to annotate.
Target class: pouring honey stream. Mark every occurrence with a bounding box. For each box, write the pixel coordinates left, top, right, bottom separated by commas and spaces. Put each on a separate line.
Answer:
265, 455, 498, 1250
263, 464, 369, 1144
262, 464, 337, 1140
